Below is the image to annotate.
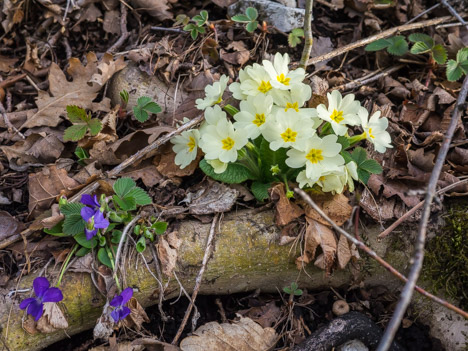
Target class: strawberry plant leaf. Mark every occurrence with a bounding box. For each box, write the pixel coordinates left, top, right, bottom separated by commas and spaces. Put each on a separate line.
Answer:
63, 124, 88, 141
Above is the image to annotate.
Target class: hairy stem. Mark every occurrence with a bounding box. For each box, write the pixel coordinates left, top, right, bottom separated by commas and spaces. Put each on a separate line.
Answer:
299, 0, 314, 69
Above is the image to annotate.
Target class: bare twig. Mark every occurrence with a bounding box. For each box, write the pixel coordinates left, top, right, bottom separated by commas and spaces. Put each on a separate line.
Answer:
377, 74, 468, 351
0, 101, 25, 139
439, 0, 468, 30
150, 26, 186, 34
108, 2, 129, 53
406, 3, 441, 24
172, 213, 220, 345
299, 0, 314, 69
113, 215, 140, 278
149, 244, 169, 322
295, 188, 468, 320
335, 65, 404, 91
379, 178, 468, 239
307, 16, 452, 66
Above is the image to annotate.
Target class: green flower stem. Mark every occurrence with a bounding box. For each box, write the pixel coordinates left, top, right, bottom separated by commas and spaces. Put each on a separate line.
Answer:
108, 246, 122, 292
348, 132, 367, 147
56, 244, 78, 287
224, 104, 239, 117
283, 175, 294, 198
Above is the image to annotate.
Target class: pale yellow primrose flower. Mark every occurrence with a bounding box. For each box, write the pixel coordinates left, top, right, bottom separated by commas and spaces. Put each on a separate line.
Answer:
262, 110, 315, 151
171, 129, 200, 169
196, 75, 229, 110
207, 159, 228, 174
271, 84, 321, 124
200, 119, 248, 165
229, 63, 276, 99
199, 105, 226, 134
233, 94, 273, 139
286, 134, 344, 181
317, 161, 358, 194
317, 90, 360, 136
262, 53, 306, 90
357, 107, 393, 153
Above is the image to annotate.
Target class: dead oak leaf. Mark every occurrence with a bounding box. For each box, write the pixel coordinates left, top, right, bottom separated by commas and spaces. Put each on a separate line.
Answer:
157, 232, 181, 277
36, 302, 69, 333
304, 192, 352, 226
270, 183, 303, 226
123, 297, 150, 331
0, 211, 24, 242
130, 0, 173, 21
20, 52, 125, 130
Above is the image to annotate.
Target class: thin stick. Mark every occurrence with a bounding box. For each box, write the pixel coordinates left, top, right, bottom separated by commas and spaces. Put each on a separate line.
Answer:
295, 188, 468, 320
377, 74, 468, 351
0, 101, 25, 139
299, 0, 314, 69
379, 178, 468, 239
335, 65, 404, 91
150, 26, 186, 34
172, 213, 220, 345
307, 16, 452, 66
406, 3, 441, 24
439, 0, 468, 31
108, 2, 129, 53
113, 215, 140, 278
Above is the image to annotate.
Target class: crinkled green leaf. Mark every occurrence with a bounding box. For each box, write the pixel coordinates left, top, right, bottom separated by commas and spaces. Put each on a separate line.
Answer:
359, 159, 383, 174
98, 247, 113, 268
351, 147, 367, 165
457, 47, 468, 63
143, 101, 162, 114
246, 21, 258, 33
408, 33, 434, 47
446, 59, 463, 81
410, 41, 431, 55
127, 187, 152, 206
431, 44, 447, 64
133, 105, 149, 122
245, 7, 258, 20
288, 32, 302, 48
113, 177, 136, 198
66, 105, 88, 123
61, 202, 85, 216
113, 194, 137, 211
365, 38, 391, 52
291, 28, 304, 37
87, 118, 102, 136
199, 159, 255, 184
386, 36, 408, 56
63, 124, 88, 141
251, 182, 271, 202
63, 214, 86, 235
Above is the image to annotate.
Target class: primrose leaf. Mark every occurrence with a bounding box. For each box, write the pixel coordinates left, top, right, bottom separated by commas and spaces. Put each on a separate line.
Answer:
410, 41, 431, 55
127, 187, 152, 206
60, 203, 85, 216
386, 36, 408, 56
245, 7, 258, 20
74, 231, 98, 249
63, 124, 88, 142
97, 248, 113, 268
199, 159, 255, 184
113, 177, 136, 198
63, 214, 86, 235
251, 182, 271, 202
365, 38, 390, 52
431, 44, 447, 64
408, 33, 434, 48
66, 105, 88, 123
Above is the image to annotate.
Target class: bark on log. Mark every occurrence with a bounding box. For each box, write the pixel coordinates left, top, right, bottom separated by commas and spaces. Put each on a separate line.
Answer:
0, 210, 407, 351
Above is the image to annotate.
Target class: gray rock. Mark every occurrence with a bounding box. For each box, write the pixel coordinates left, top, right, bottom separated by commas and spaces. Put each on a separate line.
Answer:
228, 0, 305, 32
337, 340, 369, 351
276, 0, 297, 8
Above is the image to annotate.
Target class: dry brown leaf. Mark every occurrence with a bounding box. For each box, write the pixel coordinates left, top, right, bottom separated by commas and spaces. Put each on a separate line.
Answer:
180, 316, 277, 351
1, 133, 64, 165
131, 338, 179, 351
22, 315, 39, 335
0, 55, 17, 72
157, 234, 179, 277
130, 0, 173, 21
304, 192, 352, 226
221, 49, 250, 66
270, 183, 303, 226
296, 218, 337, 273
28, 165, 80, 217
36, 302, 69, 333
123, 297, 150, 331
103, 9, 121, 35
91, 342, 144, 351
238, 301, 281, 328
40, 204, 64, 229
20, 52, 125, 130
184, 180, 238, 215
337, 234, 352, 269
156, 145, 201, 178
120, 161, 163, 187
0, 211, 24, 241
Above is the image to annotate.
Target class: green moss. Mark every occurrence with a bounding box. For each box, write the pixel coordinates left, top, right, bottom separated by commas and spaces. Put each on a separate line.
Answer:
423, 204, 468, 309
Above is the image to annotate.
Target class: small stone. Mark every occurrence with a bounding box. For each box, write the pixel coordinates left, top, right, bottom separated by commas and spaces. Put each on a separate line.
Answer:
228, 0, 305, 32
337, 339, 369, 351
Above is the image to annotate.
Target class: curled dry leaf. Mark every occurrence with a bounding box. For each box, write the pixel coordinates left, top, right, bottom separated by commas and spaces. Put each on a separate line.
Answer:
180, 316, 277, 351
122, 297, 150, 331
1, 133, 64, 165
40, 204, 64, 229
130, 0, 173, 21
28, 165, 80, 218
238, 301, 282, 328
337, 234, 352, 269
157, 232, 181, 277
0, 211, 25, 242
20, 52, 125, 130
270, 183, 303, 226
156, 145, 201, 178
36, 302, 69, 333
184, 180, 238, 215
296, 218, 337, 273
304, 192, 352, 226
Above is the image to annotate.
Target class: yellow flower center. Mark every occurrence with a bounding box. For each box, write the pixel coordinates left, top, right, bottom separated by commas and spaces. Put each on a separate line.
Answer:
214, 96, 223, 105
187, 136, 196, 152
285, 102, 299, 112
305, 148, 324, 164
252, 113, 266, 127
280, 128, 297, 143
366, 128, 375, 139
319, 176, 326, 181
330, 109, 344, 123
277, 73, 290, 86
258, 80, 272, 93
221, 137, 235, 150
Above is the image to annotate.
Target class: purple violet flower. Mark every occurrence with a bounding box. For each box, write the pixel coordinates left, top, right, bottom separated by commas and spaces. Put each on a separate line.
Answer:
110, 287, 133, 322
80, 194, 109, 240
19, 277, 63, 321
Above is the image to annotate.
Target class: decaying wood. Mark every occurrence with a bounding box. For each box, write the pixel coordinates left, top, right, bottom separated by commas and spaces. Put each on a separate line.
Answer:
1, 210, 406, 351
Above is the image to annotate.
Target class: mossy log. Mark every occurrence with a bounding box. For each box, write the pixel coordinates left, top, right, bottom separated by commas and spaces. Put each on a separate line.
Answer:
1, 210, 406, 351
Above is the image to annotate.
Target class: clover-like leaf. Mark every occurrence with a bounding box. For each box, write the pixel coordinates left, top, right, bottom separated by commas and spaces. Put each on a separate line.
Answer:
408, 33, 434, 48
431, 44, 447, 65
386, 36, 408, 56
245, 7, 258, 20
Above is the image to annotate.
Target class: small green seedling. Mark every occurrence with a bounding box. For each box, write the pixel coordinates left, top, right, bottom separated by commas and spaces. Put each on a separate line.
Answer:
288, 28, 304, 48
446, 47, 468, 82
365, 35, 408, 56
283, 282, 303, 296
174, 14, 190, 27
133, 96, 162, 122
408, 33, 447, 64
64, 105, 102, 141
183, 10, 209, 40
74, 147, 89, 166
232, 7, 259, 33
120, 89, 129, 107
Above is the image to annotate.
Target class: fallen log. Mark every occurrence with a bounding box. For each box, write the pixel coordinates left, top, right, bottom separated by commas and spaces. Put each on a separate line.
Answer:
0, 210, 456, 350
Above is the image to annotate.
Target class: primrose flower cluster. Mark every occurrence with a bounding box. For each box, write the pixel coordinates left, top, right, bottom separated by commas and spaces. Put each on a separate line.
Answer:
171, 53, 392, 195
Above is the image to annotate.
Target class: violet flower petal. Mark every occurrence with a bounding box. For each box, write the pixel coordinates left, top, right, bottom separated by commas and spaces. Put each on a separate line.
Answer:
119, 306, 131, 320
81, 194, 99, 208
110, 295, 123, 307
27, 300, 44, 321
120, 287, 133, 305
42, 287, 63, 303
94, 211, 109, 229
110, 308, 121, 322
81, 207, 95, 222
19, 297, 35, 310
33, 277, 50, 298
85, 228, 98, 240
